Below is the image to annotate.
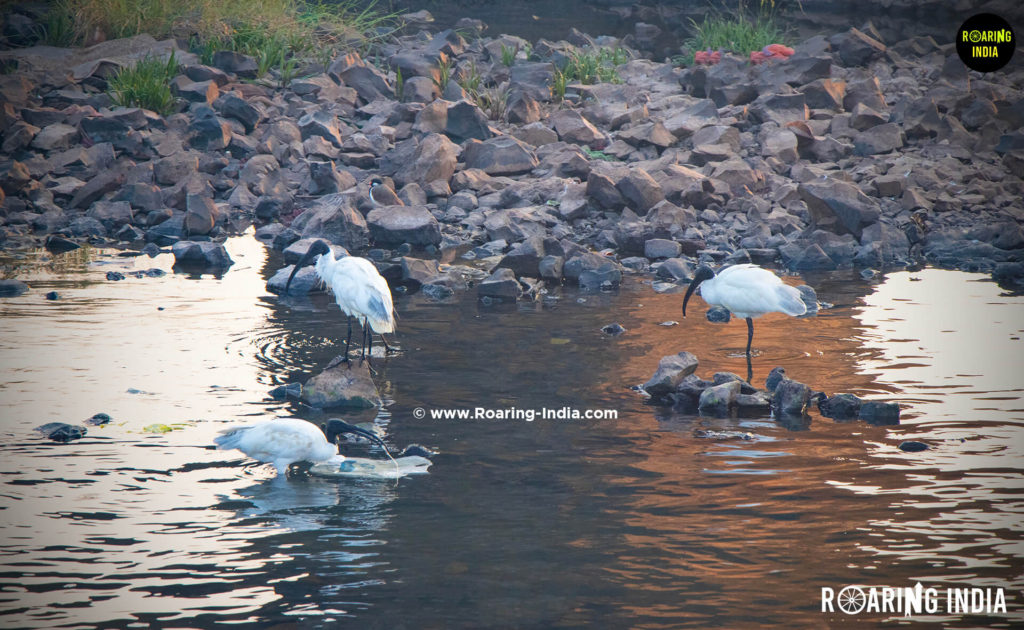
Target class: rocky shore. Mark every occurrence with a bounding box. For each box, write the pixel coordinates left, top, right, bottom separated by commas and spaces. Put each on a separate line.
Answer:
1, 9, 1022, 304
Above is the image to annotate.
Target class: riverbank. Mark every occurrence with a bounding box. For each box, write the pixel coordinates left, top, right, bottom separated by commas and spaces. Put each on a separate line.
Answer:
0, 6, 1021, 299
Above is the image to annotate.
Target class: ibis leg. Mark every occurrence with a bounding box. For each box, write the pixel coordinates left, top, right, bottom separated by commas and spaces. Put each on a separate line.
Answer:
381, 334, 394, 354
343, 316, 353, 362
745, 353, 753, 384
745, 317, 754, 357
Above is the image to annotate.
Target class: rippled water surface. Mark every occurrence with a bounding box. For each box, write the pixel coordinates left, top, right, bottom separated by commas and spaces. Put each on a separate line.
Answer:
1, 235, 1022, 628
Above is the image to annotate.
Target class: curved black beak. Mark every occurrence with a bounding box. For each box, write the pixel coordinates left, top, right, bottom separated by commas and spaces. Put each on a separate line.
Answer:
284, 239, 331, 294
682, 264, 715, 317
322, 419, 393, 456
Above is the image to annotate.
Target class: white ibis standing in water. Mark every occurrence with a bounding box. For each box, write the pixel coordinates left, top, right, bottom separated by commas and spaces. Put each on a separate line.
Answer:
682, 263, 807, 359
285, 240, 396, 361
214, 418, 388, 477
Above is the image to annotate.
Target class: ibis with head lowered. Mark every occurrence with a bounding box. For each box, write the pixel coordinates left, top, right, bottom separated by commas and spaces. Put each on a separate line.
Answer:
682, 263, 807, 359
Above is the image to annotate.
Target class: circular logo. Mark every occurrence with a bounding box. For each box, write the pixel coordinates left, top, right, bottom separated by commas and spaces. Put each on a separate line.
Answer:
837, 585, 867, 614
956, 13, 1015, 72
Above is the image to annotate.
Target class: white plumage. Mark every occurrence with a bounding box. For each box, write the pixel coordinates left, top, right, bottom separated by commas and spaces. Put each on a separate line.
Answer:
214, 418, 338, 476
683, 263, 807, 360
695, 264, 806, 320
285, 239, 396, 360
315, 252, 395, 334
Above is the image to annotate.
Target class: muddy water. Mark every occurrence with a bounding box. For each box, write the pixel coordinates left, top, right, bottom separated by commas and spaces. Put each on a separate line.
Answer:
1, 235, 1022, 628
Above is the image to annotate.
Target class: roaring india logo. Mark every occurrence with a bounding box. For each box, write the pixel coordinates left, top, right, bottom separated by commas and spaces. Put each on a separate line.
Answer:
956, 13, 1016, 73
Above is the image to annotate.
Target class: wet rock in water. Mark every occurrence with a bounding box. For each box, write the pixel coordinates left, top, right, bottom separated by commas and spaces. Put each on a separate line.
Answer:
655, 258, 693, 283
859, 401, 900, 425
818, 393, 862, 419
0, 279, 28, 297
771, 378, 811, 417
302, 360, 381, 409
399, 257, 440, 288
367, 205, 441, 247
85, 413, 111, 426
795, 285, 818, 315
105, 271, 125, 281
269, 383, 302, 400
539, 255, 564, 282
141, 242, 161, 257
712, 372, 758, 394
45, 235, 80, 253
898, 441, 928, 453
45, 291, 59, 300
698, 380, 742, 416
643, 351, 699, 399
601, 323, 626, 335
267, 265, 319, 295
564, 252, 621, 290
498, 236, 546, 277
798, 178, 880, 240
35, 422, 87, 443
672, 373, 712, 411
422, 283, 455, 301
860, 268, 879, 280
478, 267, 521, 302
171, 241, 234, 270
694, 429, 753, 441
706, 306, 731, 323
736, 392, 772, 415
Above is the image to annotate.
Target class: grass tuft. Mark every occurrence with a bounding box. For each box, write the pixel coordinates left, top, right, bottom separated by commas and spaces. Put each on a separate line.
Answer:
562, 46, 629, 86
107, 52, 179, 115
681, 1, 788, 64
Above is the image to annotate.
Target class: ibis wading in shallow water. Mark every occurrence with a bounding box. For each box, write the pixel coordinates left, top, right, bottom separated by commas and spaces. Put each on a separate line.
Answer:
285, 239, 396, 361
682, 263, 807, 358
214, 418, 388, 477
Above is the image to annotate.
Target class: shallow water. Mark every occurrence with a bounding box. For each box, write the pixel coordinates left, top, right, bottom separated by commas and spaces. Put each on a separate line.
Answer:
1, 235, 1022, 628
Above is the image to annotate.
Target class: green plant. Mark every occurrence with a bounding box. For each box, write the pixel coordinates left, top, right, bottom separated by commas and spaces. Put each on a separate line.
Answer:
476, 86, 508, 121
563, 47, 624, 85
457, 60, 482, 98
500, 43, 518, 67
107, 52, 179, 116
433, 56, 453, 90
682, 0, 786, 65
551, 68, 567, 102
40, 1, 76, 47
394, 66, 404, 98
583, 147, 619, 162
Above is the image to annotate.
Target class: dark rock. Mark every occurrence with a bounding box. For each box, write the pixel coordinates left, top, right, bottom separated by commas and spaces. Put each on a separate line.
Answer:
859, 401, 900, 425
87, 200, 134, 231
550, 109, 606, 147
395, 133, 459, 189
301, 360, 380, 409
835, 27, 886, 66
68, 216, 107, 238
154, 153, 198, 186
799, 179, 881, 239
212, 51, 258, 78
446, 100, 493, 142
171, 240, 234, 269
618, 121, 675, 149
506, 90, 542, 124
173, 78, 218, 104
0, 279, 28, 296
462, 136, 538, 175
283, 238, 347, 265
644, 239, 681, 259
800, 78, 845, 110
184, 194, 217, 236
698, 380, 742, 416
399, 257, 440, 287
706, 306, 731, 323
586, 171, 625, 209
478, 267, 521, 301
601, 322, 626, 335
292, 193, 369, 251
853, 123, 903, 155
789, 243, 837, 271
367, 205, 441, 247
818, 393, 862, 419
35, 422, 87, 443
643, 351, 699, 399
509, 62, 555, 101
772, 378, 811, 417
44, 290, 59, 300
655, 258, 693, 282
539, 255, 564, 282
216, 94, 263, 133
69, 170, 124, 210
269, 382, 302, 400
736, 391, 771, 415
749, 93, 807, 126
31, 123, 78, 152
565, 252, 621, 289
267, 265, 318, 295
190, 112, 231, 151
45, 234, 80, 253
85, 413, 111, 426
105, 271, 125, 281
298, 110, 344, 147
617, 169, 664, 213
898, 441, 928, 452
498, 236, 546, 276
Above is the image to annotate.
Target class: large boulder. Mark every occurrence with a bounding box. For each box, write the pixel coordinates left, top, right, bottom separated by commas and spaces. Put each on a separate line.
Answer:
366, 205, 441, 246
291, 193, 369, 251
642, 351, 699, 398
302, 360, 381, 409
798, 178, 881, 240
395, 133, 459, 189
171, 241, 234, 269
462, 136, 538, 175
